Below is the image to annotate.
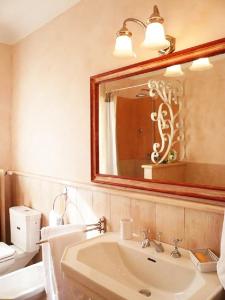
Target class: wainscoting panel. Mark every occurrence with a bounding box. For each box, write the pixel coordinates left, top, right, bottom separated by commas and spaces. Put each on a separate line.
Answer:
9, 173, 225, 254
131, 199, 156, 237
110, 195, 131, 232
185, 209, 224, 255
156, 204, 185, 248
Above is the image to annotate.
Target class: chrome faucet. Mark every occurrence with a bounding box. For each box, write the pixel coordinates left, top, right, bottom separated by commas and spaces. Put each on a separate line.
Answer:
141, 230, 164, 252
151, 232, 164, 253
171, 238, 182, 258
141, 229, 151, 248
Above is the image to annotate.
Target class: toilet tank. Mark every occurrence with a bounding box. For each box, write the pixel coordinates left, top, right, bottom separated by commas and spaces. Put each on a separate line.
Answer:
10, 206, 41, 252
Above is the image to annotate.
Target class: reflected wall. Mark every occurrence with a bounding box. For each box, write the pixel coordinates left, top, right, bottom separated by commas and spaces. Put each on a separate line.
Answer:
99, 54, 225, 187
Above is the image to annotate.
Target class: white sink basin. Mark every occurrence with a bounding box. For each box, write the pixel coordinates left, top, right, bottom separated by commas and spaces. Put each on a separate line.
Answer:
61, 233, 222, 300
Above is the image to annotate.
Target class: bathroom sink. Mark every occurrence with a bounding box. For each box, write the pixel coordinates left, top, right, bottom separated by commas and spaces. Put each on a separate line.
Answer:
61, 233, 222, 300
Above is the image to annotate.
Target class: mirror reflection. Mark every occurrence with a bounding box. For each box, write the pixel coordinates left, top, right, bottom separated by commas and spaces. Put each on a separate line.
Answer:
98, 53, 225, 188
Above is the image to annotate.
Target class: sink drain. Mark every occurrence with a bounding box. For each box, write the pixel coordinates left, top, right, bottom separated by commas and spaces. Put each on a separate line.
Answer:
139, 289, 151, 297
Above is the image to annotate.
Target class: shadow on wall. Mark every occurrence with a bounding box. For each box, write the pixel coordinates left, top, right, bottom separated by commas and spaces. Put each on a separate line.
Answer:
65, 187, 97, 225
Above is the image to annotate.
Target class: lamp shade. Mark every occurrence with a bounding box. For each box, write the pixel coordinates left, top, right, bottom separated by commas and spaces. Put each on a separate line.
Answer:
113, 35, 135, 57
189, 57, 213, 71
164, 64, 184, 77
143, 22, 169, 50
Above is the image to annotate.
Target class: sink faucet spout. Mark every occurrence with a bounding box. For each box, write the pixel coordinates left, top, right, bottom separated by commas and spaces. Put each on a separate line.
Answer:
140, 230, 164, 252
150, 240, 164, 253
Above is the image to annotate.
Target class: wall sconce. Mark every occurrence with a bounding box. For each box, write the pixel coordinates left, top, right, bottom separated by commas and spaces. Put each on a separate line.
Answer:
189, 57, 213, 71
113, 5, 175, 58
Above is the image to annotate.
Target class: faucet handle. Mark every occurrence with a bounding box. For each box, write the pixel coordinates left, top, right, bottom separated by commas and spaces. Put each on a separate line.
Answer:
171, 238, 182, 258
141, 228, 150, 239
173, 238, 182, 248
156, 232, 162, 242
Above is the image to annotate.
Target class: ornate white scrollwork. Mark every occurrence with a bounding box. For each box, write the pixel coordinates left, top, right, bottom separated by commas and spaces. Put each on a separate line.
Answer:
148, 80, 185, 164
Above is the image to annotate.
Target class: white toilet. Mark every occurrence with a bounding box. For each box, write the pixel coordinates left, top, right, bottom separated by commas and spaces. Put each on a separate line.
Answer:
0, 206, 45, 299
0, 261, 45, 299
0, 206, 41, 276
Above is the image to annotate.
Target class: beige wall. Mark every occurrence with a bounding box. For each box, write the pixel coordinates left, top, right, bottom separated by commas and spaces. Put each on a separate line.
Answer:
11, 0, 225, 181
0, 43, 11, 240
6, 0, 225, 252
0, 44, 11, 170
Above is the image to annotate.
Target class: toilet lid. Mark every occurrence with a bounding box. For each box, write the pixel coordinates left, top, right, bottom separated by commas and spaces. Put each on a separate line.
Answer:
0, 242, 16, 261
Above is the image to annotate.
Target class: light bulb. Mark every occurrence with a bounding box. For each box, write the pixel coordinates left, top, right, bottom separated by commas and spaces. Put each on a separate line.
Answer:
189, 57, 213, 71
143, 22, 169, 50
164, 64, 184, 77
113, 35, 135, 58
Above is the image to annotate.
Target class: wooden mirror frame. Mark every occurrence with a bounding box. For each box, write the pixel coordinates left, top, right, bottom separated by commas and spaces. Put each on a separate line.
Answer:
90, 38, 225, 202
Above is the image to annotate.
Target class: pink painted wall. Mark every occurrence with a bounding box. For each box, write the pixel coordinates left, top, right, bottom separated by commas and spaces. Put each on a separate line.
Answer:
11, 0, 225, 182
0, 43, 11, 170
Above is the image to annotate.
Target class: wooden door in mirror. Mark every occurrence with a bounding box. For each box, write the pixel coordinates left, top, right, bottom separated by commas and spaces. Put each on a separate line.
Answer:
90, 38, 225, 202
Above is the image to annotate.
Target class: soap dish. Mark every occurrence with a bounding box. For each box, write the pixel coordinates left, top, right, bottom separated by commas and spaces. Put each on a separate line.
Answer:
189, 249, 219, 273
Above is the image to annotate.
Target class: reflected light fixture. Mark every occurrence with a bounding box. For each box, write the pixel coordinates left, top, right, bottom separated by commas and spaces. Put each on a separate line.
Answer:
113, 5, 175, 58
164, 64, 184, 77
189, 57, 213, 71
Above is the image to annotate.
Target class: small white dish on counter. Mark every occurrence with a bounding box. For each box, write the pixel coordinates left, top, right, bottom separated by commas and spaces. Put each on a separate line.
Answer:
61, 233, 223, 300
189, 249, 219, 273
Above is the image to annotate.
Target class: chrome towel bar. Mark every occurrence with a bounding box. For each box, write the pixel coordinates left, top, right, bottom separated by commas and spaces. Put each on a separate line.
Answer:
37, 216, 106, 245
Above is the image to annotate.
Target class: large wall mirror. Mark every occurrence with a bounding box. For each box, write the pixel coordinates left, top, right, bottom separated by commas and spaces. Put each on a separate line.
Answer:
91, 38, 225, 202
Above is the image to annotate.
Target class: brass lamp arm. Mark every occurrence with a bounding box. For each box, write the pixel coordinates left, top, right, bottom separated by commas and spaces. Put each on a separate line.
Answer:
122, 18, 147, 30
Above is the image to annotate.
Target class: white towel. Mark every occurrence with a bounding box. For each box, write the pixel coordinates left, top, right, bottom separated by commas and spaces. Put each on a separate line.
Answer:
217, 213, 225, 289
41, 224, 85, 300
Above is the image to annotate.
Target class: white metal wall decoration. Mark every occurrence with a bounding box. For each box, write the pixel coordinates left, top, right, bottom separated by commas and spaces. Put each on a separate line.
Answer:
148, 79, 185, 164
